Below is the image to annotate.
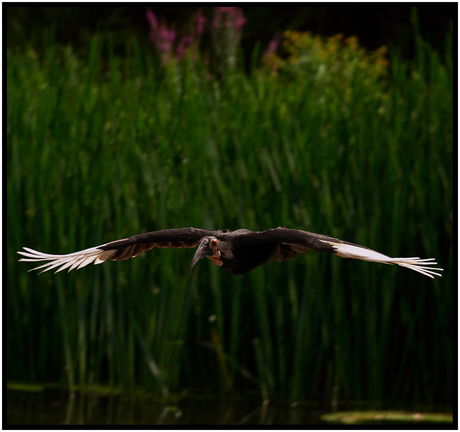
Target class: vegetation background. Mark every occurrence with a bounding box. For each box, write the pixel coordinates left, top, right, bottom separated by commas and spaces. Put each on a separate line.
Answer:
7, 6, 453, 410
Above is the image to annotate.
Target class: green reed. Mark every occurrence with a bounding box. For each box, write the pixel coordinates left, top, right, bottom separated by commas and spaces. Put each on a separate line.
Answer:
6, 29, 452, 407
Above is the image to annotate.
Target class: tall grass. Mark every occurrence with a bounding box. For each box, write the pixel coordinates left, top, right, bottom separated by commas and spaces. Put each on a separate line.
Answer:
6, 29, 452, 407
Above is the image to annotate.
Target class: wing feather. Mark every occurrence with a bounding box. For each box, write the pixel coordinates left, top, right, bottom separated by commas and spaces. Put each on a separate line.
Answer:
18, 227, 214, 274
231, 227, 443, 278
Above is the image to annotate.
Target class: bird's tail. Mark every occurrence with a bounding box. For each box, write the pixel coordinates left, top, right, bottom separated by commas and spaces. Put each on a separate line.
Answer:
320, 241, 443, 279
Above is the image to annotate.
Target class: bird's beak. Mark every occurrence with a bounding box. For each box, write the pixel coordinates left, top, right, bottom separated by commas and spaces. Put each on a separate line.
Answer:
190, 243, 213, 269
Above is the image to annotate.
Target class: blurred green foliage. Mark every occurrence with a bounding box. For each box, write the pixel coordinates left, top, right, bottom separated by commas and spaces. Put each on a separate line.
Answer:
6, 21, 452, 409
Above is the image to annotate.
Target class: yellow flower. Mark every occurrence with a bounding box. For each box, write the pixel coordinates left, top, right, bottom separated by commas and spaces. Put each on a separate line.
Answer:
345, 36, 358, 45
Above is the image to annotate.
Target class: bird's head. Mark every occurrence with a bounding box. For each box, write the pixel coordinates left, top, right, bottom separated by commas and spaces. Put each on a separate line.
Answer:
190, 236, 223, 269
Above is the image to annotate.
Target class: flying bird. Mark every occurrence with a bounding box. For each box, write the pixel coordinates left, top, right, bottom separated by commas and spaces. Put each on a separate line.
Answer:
18, 227, 443, 278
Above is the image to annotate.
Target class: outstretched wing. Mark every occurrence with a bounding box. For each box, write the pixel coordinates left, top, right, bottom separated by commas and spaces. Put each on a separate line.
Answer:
18, 227, 216, 274
231, 227, 443, 279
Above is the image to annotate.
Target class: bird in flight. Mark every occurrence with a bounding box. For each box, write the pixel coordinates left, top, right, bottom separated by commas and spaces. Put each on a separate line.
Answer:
18, 227, 443, 278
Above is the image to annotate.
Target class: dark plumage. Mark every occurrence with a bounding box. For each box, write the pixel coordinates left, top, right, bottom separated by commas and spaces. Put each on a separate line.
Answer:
18, 227, 443, 278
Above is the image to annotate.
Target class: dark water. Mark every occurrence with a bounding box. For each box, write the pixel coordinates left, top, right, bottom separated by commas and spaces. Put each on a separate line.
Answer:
6, 389, 328, 426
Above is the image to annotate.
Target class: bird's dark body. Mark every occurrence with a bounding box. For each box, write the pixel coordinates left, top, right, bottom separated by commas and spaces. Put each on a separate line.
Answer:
98, 227, 345, 275
218, 240, 277, 275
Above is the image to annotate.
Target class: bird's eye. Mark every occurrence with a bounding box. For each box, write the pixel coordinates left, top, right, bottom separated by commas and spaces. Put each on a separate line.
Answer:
210, 239, 218, 249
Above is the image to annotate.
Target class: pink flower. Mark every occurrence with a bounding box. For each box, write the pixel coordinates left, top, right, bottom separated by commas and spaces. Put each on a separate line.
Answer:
228, 8, 238, 18
196, 13, 206, 36
146, 11, 158, 29
212, 7, 246, 31
176, 45, 185, 58
182, 36, 192, 45
176, 36, 193, 58
159, 26, 175, 43
235, 17, 246, 29
232, 8, 246, 29
158, 42, 171, 52
265, 32, 280, 55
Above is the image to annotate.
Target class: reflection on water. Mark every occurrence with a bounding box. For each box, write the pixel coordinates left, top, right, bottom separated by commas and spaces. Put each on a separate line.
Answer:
6, 389, 327, 426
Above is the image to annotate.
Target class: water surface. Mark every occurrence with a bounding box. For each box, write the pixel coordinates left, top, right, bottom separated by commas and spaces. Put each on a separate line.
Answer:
7, 389, 326, 426
6, 389, 453, 426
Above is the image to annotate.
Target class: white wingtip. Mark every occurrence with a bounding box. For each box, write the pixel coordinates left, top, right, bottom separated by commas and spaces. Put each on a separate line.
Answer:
18, 245, 111, 274
320, 241, 443, 279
